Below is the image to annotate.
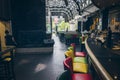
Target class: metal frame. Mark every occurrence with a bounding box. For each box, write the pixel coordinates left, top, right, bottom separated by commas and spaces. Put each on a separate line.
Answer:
49, 8, 72, 18
46, 0, 79, 18
46, 0, 93, 19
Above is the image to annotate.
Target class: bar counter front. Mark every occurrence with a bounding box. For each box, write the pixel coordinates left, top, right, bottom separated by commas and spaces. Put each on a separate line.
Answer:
85, 38, 120, 80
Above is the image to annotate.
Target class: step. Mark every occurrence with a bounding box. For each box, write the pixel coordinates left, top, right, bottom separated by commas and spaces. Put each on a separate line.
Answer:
16, 47, 53, 54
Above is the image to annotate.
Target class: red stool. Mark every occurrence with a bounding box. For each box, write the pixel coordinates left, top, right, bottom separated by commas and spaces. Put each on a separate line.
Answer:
71, 43, 86, 57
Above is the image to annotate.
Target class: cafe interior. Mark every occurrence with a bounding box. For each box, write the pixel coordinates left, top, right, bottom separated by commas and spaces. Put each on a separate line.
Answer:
0, 0, 120, 80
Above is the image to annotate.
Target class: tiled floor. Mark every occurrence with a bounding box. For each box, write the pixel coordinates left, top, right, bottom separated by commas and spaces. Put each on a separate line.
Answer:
14, 34, 68, 80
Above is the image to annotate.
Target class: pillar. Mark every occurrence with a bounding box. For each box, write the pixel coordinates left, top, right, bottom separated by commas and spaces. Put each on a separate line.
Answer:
78, 21, 81, 33
101, 9, 109, 30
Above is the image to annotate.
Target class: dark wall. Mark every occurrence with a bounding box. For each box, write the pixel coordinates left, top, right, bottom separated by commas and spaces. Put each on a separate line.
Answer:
91, 0, 120, 9
0, 0, 11, 21
83, 17, 93, 31
11, 0, 46, 46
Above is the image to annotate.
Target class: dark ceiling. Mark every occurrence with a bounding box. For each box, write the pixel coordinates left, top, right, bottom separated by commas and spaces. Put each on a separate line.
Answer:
91, 0, 120, 9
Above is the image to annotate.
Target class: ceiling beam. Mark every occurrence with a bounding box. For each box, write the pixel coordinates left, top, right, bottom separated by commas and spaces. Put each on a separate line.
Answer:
73, 0, 81, 15
64, 0, 68, 6
49, 7, 73, 18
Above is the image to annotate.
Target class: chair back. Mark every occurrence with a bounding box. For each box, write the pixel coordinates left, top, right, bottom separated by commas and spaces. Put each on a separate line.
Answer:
64, 50, 74, 59
70, 43, 76, 53
75, 52, 87, 57
63, 57, 73, 73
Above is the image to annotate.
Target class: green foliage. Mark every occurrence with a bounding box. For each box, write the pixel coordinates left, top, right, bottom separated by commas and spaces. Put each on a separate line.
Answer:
58, 21, 70, 31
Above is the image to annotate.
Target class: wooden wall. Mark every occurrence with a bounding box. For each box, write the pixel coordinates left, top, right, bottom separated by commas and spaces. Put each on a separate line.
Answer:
0, 0, 11, 21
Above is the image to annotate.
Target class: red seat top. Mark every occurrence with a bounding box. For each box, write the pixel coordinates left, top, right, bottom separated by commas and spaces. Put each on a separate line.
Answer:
75, 52, 86, 57
72, 73, 92, 80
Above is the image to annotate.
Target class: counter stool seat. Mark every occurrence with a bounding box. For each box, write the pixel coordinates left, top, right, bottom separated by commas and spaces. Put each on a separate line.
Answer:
72, 73, 92, 80
73, 62, 88, 73
75, 52, 86, 57
70, 43, 86, 57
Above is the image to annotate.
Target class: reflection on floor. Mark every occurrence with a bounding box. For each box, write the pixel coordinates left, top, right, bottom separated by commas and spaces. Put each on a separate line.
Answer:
14, 34, 67, 80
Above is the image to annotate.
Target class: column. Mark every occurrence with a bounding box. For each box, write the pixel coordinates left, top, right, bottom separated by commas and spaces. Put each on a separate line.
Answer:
101, 8, 109, 30
78, 21, 81, 33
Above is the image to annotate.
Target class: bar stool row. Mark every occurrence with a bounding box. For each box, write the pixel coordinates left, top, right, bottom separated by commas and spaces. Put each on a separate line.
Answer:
58, 43, 92, 80
65, 34, 80, 45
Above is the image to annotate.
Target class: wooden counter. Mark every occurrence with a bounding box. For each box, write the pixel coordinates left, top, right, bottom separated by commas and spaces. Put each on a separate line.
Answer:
85, 38, 120, 80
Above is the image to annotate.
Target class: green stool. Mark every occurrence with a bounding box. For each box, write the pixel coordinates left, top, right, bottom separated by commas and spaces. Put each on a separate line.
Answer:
68, 46, 74, 51
73, 57, 87, 63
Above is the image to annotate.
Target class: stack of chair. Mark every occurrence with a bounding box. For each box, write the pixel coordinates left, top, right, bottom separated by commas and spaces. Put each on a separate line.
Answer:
64, 43, 92, 80
65, 33, 80, 45
71, 34, 80, 45
0, 52, 15, 80
65, 34, 72, 45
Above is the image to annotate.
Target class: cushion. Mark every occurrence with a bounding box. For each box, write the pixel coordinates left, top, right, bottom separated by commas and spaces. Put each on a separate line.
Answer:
2, 52, 11, 58
73, 57, 87, 63
2, 52, 11, 62
65, 50, 74, 58
68, 46, 74, 51
73, 63, 88, 73
72, 73, 92, 80
4, 58, 11, 61
75, 52, 86, 57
